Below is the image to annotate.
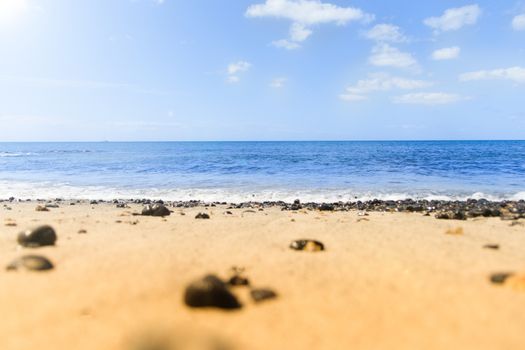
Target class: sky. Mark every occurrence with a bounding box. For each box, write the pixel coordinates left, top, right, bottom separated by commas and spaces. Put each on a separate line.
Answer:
0, 0, 524, 141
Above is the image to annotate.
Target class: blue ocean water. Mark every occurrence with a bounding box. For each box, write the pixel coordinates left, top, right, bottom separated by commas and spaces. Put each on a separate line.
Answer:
0, 141, 524, 201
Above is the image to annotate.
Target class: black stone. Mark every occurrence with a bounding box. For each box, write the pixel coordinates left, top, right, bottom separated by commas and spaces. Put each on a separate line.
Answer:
17, 225, 57, 248
319, 203, 334, 211
141, 204, 171, 217
228, 275, 250, 287
195, 212, 210, 219
6, 255, 54, 271
489, 272, 514, 284
184, 275, 241, 309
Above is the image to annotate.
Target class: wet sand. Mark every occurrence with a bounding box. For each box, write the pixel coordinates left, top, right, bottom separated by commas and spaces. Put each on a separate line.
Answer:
1, 202, 525, 350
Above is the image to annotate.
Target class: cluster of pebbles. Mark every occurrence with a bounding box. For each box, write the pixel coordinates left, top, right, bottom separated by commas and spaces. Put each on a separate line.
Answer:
3, 197, 524, 221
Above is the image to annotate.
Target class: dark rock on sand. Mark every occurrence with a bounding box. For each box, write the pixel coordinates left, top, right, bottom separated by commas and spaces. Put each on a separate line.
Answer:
17, 225, 57, 248
250, 288, 277, 302
195, 212, 210, 219
319, 203, 334, 211
490, 272, 514, 284
141, 204, 171, 217
35, 205, 49, 212
228, 275, 250, 287
6, 255, 54, 271
290, 239, 325, 252
483, 244, 500, 250
184, 274, 241, 309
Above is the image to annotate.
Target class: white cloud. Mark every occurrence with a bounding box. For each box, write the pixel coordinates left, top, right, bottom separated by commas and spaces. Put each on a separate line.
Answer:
340, 73, 432, 102
271, 39, 301, 50
369, 44, 417, 68
459, 66, 525, 83
432, 46, 460, 60
0, 0, 29, 25
246, 0, 373, 49
424, 4, 481, 33
512, 14, 525, 31
290, 22, 312, 41
364, 24, 407, 43
270, 77, 287, 88
226, 61, 252, 83
393, 92, 464, 105
227, 61, 251, 75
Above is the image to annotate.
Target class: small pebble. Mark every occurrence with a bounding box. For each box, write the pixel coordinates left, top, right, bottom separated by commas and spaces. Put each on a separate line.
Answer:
290, 239, 324, 252
6, 255, 54, 271
17, 225, 57, 248
489, 272, 514, 285
250, 288, 277, 302
483, 244, 499, 250
195, 213, 210, 219
78, 229, 87, 234
184, 274, 241, 309
35, 205, 49, 212
228, 275, 250, 287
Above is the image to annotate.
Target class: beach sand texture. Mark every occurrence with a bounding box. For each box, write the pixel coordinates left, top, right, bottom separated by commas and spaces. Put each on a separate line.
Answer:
1, 202, 525, 350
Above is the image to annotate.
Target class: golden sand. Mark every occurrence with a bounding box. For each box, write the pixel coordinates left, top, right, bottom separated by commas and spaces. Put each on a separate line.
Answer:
0, 202, 524, 350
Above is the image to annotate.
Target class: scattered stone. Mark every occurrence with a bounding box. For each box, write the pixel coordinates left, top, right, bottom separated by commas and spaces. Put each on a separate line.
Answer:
483, 244, 500, 250
78, 229, 87, 234
195, 212, 210, 219
184, 275, 241, 309
445, 227, 464, 235
489, 272, 514, 285
319, 203, 334, 211
290, 239, 325, 252
250, 288, 277, 302
45, 203, 59, 208
6, 255, 54, 271
4, 219, 17, 227
227, 266, 250, 287
141, 204, 171, 217
436, 211, 467, 220
17, 225, 57, 247
35, 205, 49, 212
228, 275, 250, 287
224, 211, 233, 215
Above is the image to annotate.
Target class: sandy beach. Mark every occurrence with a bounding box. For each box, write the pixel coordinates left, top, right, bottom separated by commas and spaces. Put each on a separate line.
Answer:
0, 201, 524, 350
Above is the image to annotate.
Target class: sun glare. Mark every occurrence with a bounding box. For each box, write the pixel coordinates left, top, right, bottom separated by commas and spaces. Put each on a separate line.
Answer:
0, 0, 28, 25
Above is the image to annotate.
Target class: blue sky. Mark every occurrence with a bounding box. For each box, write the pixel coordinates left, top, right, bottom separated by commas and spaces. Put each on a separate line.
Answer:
0, 0, 524, 141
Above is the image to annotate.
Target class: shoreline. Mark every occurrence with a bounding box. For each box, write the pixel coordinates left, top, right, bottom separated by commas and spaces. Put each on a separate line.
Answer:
2, 197, 524, 220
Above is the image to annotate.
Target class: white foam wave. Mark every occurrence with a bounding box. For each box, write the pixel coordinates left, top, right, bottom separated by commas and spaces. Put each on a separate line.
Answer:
0, 180, 523, 202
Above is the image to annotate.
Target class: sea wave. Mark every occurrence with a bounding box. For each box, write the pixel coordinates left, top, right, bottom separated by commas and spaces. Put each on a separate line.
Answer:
0, 181, 523, 202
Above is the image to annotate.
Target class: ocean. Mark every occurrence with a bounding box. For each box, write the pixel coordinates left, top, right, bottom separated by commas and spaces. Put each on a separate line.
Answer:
0, 141, 524, 202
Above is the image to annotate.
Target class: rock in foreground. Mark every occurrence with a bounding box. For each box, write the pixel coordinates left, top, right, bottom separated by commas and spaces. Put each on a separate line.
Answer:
6, 255, 54, 271
17, 225, 57, 248
184, 274, 241, 309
